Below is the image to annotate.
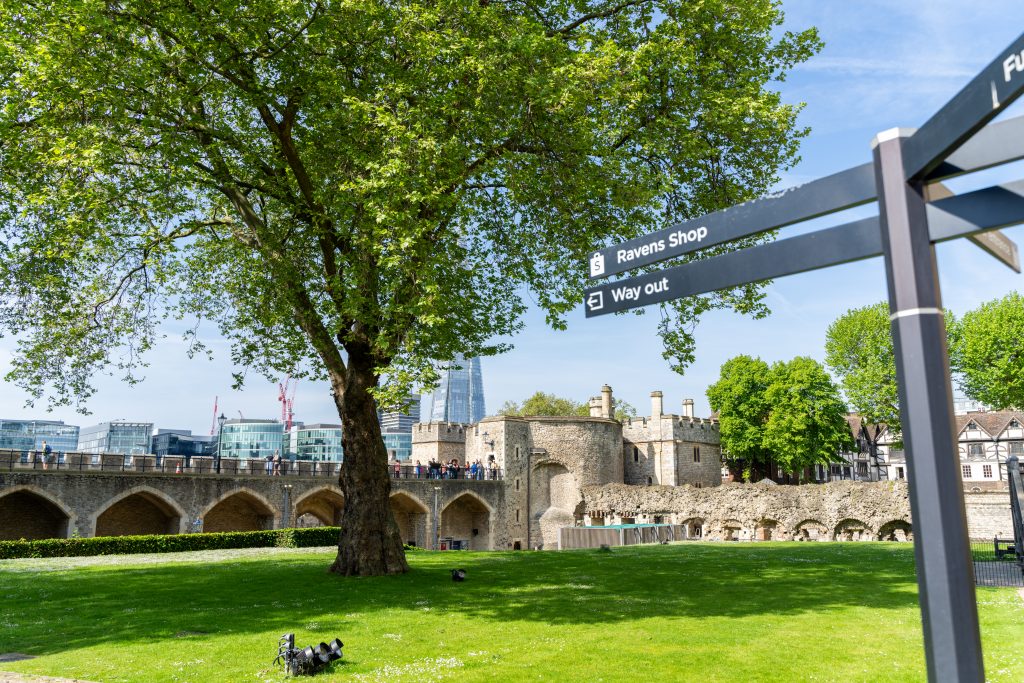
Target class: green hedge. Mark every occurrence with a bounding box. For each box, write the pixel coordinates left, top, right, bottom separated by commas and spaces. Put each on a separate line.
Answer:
0, 527, 340, 560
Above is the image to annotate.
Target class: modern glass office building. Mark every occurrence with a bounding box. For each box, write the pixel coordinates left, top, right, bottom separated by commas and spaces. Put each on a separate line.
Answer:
292, 423, 344, 462
0, 419, 80, 452
152, 429, 215, 458
428, 355, 485, 424
382, 431, 413, 462
378, 395, 421, 432
78, 422, 153, 454
217, 419, 284, 462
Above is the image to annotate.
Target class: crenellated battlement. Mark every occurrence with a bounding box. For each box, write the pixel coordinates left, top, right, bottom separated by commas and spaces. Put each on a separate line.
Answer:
411, 422, 470, 444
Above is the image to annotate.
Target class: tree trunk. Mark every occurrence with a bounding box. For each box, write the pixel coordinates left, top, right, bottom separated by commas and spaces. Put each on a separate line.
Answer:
328, 349, 409, 576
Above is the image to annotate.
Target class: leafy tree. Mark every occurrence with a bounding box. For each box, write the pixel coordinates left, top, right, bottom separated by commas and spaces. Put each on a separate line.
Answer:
762, 357, 853, 473
824, 302, 900, 475
708, 355, 851, 479
0, 1, 819, 575
499, 391, 637, 420
500, 393, 585, 417
706, 355, 773, 479
949, 292, 1024, 410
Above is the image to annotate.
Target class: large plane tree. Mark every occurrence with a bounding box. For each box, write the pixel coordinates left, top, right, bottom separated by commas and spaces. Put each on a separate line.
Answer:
0, 0, 819, 575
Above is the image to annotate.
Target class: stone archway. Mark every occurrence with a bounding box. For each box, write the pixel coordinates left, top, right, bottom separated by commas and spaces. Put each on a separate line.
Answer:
202, 489, 276, 532
794, 519, 828, 541
390, 491, 429, 547
680, 517, 704, 539
877, 520, 913, 542
532, 461, 580, 550
0, 487, 72, 540
834, 518, 870, 541
755, 519, 781, 541
720, 519, 744, 541
440, 492, 492, 551
293, 487, 345, 527
95, 487, 184, 537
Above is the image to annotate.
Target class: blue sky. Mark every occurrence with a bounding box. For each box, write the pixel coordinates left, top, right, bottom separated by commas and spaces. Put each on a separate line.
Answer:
1, 1, 1022, 432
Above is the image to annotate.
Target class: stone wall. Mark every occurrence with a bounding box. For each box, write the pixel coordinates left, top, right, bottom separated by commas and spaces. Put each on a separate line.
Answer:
0, 471, 505, 549
582, 481, 916, 541
964, 492, 1016, 539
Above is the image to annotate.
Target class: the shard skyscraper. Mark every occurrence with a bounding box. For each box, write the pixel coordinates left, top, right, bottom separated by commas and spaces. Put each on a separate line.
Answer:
429, 354, 486, 424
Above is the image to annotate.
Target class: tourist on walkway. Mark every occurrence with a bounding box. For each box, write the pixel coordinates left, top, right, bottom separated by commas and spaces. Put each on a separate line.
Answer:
272, 450, 281, 476
414, 460, 422, 478
265, 453, 273, 475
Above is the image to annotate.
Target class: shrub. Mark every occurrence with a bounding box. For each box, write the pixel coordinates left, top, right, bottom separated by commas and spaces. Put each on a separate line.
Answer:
0, 527, 340, 559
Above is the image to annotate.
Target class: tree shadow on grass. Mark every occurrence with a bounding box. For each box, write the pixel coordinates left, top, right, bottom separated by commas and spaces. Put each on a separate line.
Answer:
0, 543, 920, 658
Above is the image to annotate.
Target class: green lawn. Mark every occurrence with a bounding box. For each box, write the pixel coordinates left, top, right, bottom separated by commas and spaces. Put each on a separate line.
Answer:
1, 543, 1021, 682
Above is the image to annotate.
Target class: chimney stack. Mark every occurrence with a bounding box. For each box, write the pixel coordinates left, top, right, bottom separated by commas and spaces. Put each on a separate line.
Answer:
651, 391, 664, 417
588, 397, 603, 417
601, 385, 613, 419
682, 398, 694, 418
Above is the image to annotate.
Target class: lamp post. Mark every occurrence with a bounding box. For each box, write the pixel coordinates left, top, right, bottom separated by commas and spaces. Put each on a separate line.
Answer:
433, 486, 441, 550
216, 412, 227, 474
282, 484, 293, 528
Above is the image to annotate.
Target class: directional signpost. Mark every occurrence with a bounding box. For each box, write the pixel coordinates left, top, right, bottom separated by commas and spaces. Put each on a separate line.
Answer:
586, 32, 1024, 683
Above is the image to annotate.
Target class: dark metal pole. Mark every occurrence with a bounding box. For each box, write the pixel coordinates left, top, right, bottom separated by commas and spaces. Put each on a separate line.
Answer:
872, 128, 984, 682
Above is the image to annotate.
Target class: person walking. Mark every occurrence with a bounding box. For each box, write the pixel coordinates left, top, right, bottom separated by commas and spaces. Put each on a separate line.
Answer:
265, 453, 274, 475
40, 440, 51, 470
414, 460, 422, 479
272, 450, 281, 476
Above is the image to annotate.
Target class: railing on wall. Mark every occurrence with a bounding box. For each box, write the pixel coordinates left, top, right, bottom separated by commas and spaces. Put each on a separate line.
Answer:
0, 449, 503, 480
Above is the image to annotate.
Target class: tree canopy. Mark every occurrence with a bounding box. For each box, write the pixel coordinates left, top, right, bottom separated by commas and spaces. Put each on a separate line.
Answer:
824, 303, 899, 427
707, 355, 851, 479
0, 0, 820, 574
824, 302, 900, 465
949, 292, 1024, 410
499, 391, 636, 420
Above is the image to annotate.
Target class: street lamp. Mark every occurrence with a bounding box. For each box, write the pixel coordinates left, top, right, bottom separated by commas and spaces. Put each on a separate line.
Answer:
216, 412, 227, 474
282, 484, 293, 528
433, 486, 442, 550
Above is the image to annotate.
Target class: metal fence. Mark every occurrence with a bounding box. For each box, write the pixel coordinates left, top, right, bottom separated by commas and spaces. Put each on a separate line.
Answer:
971, 455, 1024, 587
558, 523, 687, 550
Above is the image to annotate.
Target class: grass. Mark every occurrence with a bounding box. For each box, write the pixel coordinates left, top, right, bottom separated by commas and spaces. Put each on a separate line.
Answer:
0, 543, 1022, 682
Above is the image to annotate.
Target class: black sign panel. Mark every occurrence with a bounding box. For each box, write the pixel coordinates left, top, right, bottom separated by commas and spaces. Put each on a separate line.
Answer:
903, 31, 1024, 180
586, 162, 877, 281
584, 182, 1024, 317
588, 113, 1024, 283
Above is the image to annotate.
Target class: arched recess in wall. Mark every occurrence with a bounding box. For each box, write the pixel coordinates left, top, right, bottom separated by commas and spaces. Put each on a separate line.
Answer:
293, 486, 345, 527
680, 517, 704, 539
834, 518, 871, 541
532, 459, 580, 551
440, 491, 493, 551
0, 486, 73, 540
390, 491, 429, 547
877, 520, 913, 542
201, 488, 277, 532
755, 518, 782, 541
719, 518, 745, 541
793, 519, 828, 541
94, 486, 185, 537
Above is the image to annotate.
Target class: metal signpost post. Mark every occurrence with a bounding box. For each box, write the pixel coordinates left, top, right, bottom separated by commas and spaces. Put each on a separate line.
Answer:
585, 32, 1024, 683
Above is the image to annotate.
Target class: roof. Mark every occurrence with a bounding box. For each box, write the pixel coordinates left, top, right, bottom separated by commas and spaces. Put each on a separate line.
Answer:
956, 410, 1024, 438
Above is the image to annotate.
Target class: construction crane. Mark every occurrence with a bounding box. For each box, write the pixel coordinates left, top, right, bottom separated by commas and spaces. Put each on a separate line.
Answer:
278, 376, 298, 431
209, 396, 218, 436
